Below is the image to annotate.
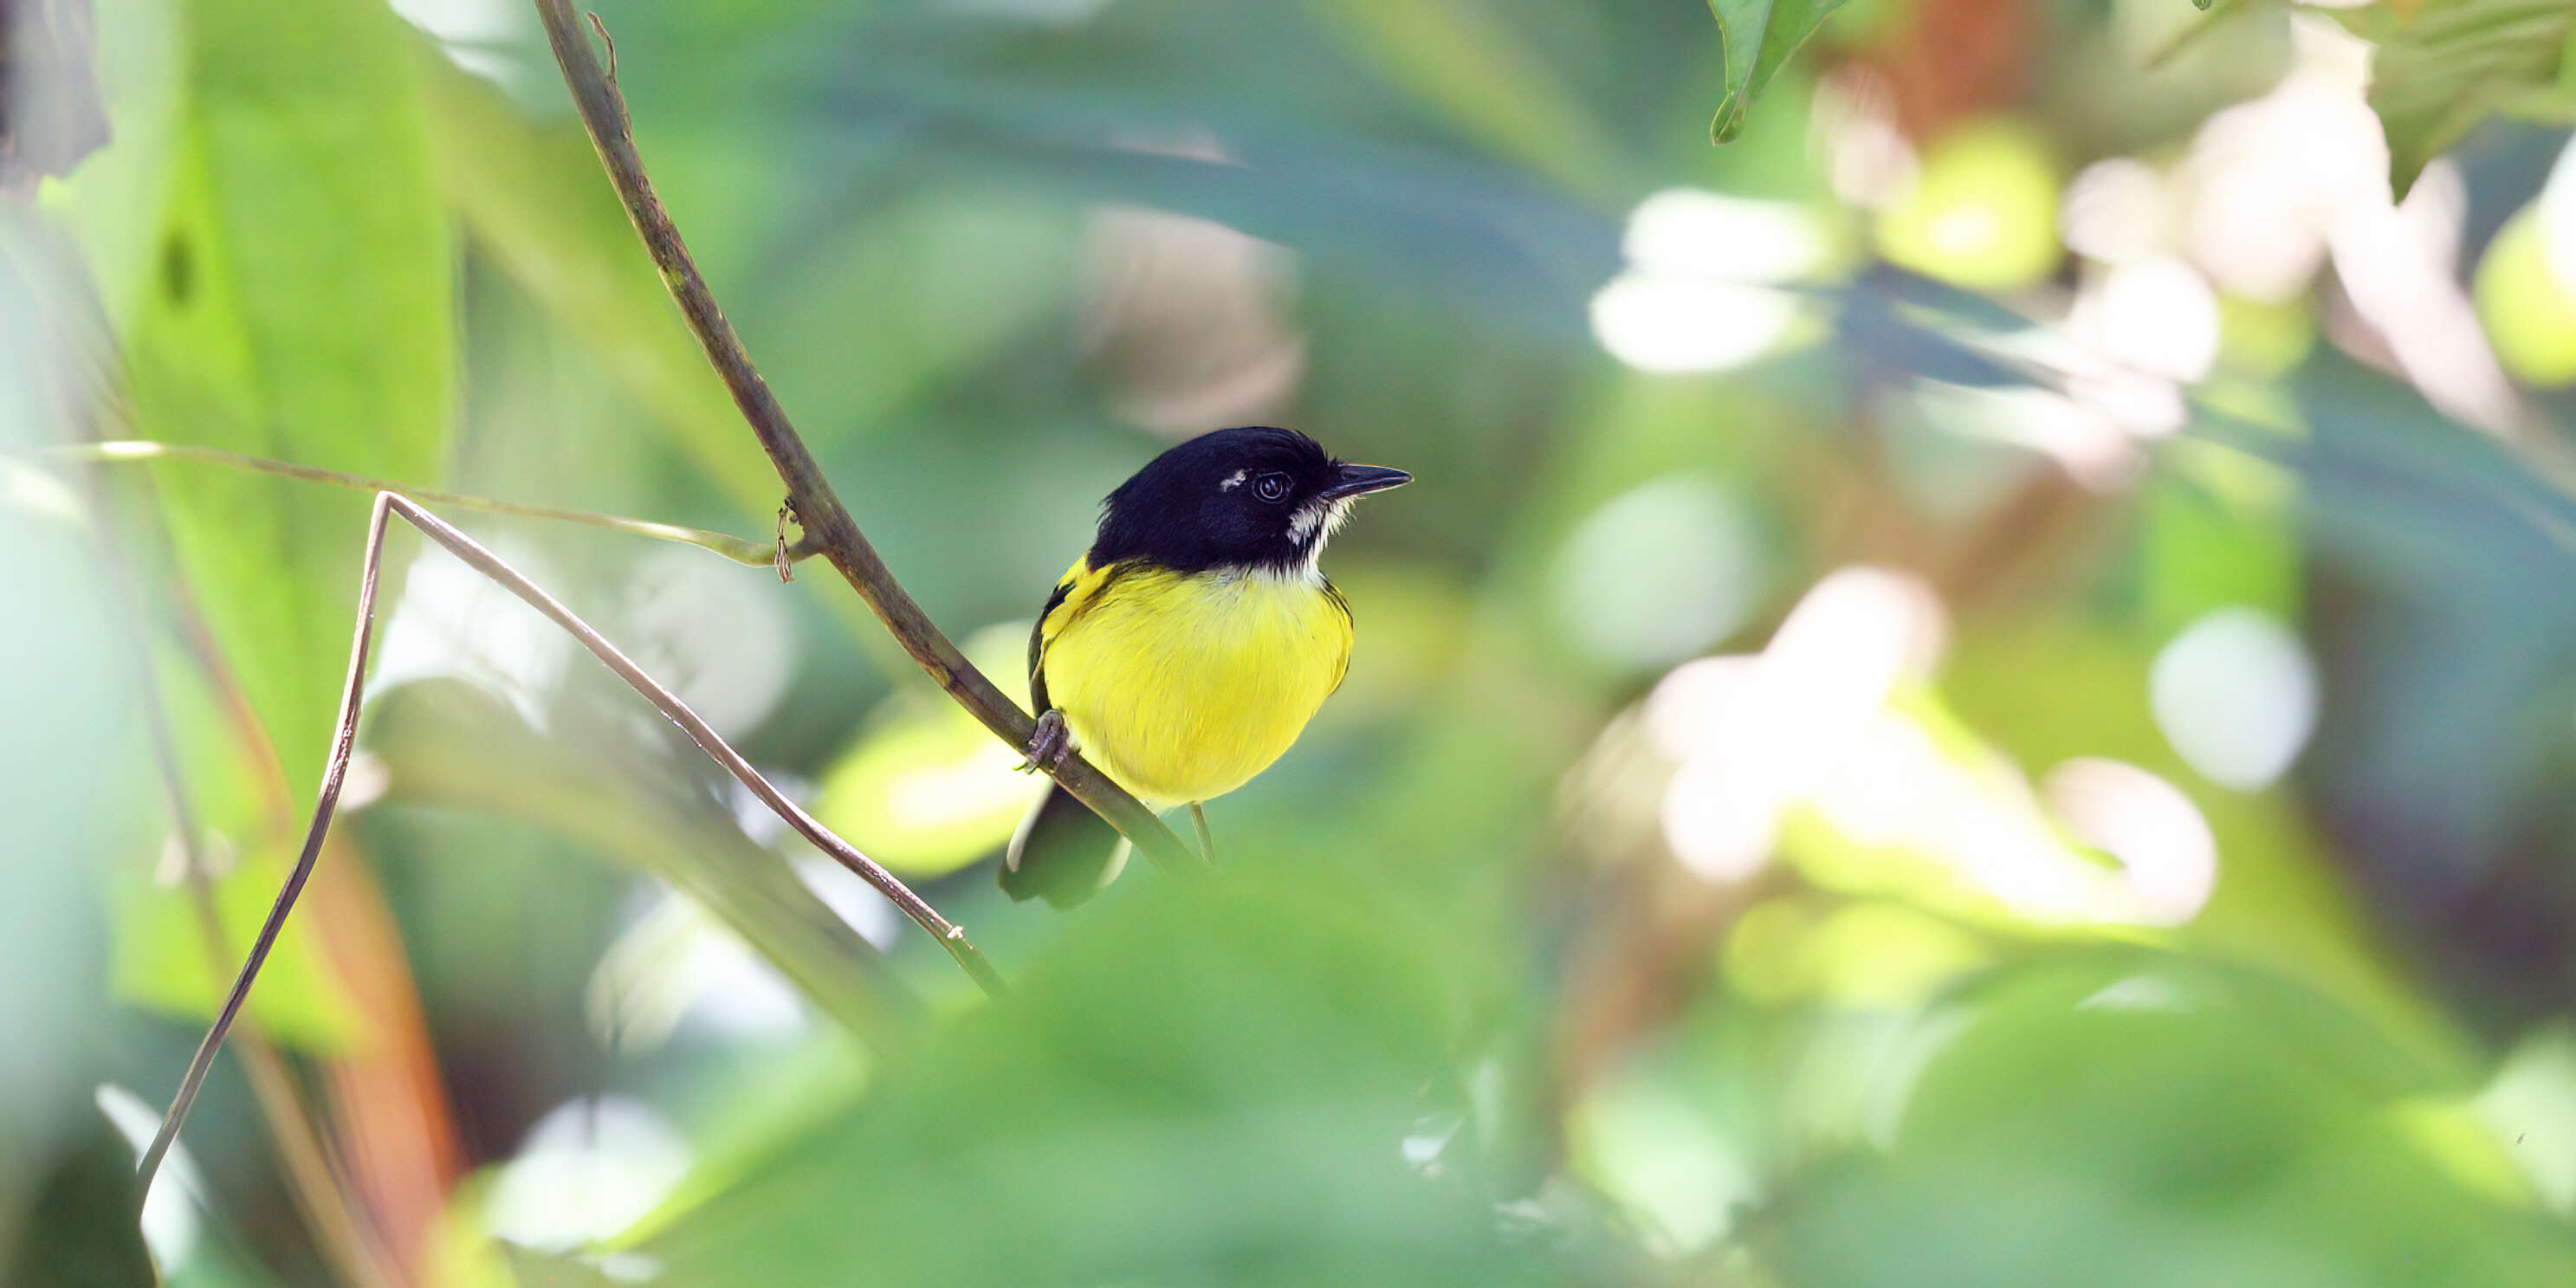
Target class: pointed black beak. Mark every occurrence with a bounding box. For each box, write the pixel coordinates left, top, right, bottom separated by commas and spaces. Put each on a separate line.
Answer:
1319, 463, 1412, 502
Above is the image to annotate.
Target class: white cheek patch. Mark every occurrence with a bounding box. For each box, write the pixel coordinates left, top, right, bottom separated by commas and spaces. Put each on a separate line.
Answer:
1287, 499, 1323, 541
1219, 469, 1247, 492
1286, 496, 1354, 547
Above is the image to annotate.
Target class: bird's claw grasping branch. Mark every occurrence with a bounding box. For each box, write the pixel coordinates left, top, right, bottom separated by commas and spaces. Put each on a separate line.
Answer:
1019, 709, 1073, 774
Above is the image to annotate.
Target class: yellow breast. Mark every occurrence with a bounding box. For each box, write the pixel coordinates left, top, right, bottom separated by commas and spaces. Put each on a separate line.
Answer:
1035, 559, 1352, 808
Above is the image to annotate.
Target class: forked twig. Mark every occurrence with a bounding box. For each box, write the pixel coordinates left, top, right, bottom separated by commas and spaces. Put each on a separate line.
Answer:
138, 491, 1006, 1200
531, 0, 1198, 874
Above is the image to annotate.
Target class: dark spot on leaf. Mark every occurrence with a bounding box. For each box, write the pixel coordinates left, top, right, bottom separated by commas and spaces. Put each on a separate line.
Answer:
160, 232, 192, 307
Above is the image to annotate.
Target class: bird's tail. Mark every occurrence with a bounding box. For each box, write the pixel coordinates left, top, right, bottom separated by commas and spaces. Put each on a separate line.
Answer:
1000, 783, 1129, 908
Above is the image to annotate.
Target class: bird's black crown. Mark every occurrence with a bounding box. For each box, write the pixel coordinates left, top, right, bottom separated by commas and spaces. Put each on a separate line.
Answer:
1089, 426, 1409, 574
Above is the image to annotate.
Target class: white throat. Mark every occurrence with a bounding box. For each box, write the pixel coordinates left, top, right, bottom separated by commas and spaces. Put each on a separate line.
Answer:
1283, 497, 1354, 584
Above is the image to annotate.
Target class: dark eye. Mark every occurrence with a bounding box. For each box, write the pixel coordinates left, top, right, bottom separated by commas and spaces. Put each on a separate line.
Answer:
1253, 472, 1291, 502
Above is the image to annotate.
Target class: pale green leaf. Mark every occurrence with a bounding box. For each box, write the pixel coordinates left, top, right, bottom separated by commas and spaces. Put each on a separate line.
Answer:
812, 622, 1047, 877
109, 853, 365, 1054
117, 0, 455, 790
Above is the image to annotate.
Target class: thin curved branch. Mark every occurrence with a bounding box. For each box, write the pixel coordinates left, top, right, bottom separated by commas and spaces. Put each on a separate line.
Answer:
530, 0, 1198, 874
139, 490, 1007, 1201
87, 462, 400, 1288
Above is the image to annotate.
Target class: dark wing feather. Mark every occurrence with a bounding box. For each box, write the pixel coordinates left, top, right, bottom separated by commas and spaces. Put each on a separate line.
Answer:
1001, 784, 1126, 908
1027, 575, 1073, 713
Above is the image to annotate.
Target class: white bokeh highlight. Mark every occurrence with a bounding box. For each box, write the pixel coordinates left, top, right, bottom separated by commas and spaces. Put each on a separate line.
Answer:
1590, 188, 1826, 374
621, 546, 796, 742
1654, 566, 1946, 883
484, 1096, 691, 1253
2150, 607, 2320, 791
1643, 569, 2222, 926
372, 539, 574, 733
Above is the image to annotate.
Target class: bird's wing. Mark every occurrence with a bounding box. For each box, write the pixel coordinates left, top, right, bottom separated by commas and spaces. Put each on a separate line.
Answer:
1027, 577, 1071, 713
1324, 577, 1354, 695
1027, 556, 1119, 712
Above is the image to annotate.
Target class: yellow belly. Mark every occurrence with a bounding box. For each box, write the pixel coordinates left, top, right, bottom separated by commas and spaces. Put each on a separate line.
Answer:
1038, 561, 1351, 808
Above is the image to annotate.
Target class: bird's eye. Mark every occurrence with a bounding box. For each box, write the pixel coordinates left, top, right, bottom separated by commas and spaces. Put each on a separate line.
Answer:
1253, 472, 1291, 502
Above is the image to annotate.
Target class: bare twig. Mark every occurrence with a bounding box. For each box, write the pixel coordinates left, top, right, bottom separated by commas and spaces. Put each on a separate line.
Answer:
139, 491, 1006, 1202
56, 438, 802, 567
127, 593, 405, 1288
135, 491, 389, 1199
530, 0, 1197, 874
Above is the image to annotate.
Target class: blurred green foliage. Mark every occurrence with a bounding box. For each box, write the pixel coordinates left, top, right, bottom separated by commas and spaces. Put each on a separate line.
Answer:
10, 0, 2576, 1285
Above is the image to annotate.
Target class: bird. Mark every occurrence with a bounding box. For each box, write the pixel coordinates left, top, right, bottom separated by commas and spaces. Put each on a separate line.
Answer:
1000, 426, 1411, 907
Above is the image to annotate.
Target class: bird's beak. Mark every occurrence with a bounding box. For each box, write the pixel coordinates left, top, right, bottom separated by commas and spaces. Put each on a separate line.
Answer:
1320, 463, 1412, 502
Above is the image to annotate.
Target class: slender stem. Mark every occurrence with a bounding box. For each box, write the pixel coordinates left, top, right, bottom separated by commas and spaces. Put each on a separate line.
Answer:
95, 484, 400, 1288
55, 438, 799, 567
1190, 802, 1215, 863
139, 495, 392, 1196
378, 495, 1006, 995
530, 0, 1197, 874
139, 491, 1008, 1203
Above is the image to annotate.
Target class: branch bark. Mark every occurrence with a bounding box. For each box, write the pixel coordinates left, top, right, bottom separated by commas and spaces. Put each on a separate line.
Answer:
528, 0, 1198, 874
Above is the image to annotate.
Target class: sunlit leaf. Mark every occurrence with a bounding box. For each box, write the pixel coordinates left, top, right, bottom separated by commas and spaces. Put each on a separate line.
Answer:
109, 851, 363, 1053
813, 708, 1042, 879
113, 0, 455, 791
812, 623, 1045, 877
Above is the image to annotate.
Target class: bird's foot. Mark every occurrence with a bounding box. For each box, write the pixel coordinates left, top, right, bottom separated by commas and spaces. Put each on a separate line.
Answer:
1019, 709, 1072, 773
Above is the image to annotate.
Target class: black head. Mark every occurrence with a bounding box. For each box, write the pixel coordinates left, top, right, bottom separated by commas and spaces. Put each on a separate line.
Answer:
1089, 426, 1410, 575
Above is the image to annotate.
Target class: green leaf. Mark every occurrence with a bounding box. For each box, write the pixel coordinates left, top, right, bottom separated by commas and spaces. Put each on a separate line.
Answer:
812, 706, 1044, 879
61, 0, 451, 1054
113, 0, 455, 791
637, 874, 1545, 1287
1778, 954, 2573, 1287
1706, 0, 1848, 144
109, 852, 364, 1053
2368, 0, 2576, 199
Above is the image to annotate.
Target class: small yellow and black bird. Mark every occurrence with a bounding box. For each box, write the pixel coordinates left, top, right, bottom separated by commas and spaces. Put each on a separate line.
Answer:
1001, 426, 1411, 907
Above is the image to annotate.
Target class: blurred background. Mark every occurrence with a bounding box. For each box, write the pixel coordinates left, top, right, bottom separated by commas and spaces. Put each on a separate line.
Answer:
9, 0, 2576, 1282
